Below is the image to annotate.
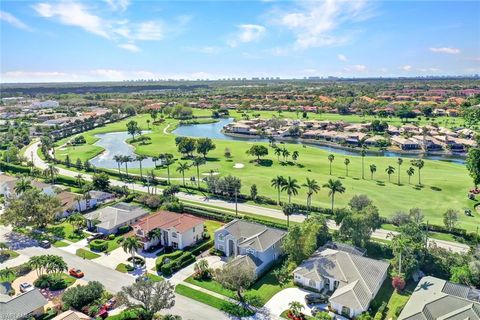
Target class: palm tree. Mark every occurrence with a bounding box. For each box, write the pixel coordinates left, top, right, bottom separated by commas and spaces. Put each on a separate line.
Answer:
328, 154, 335, 175
397, 158, 403, 185
122, 155, 133, 179
0, 242, 8, 256
0, 267, 14, 281
148, 170, 157, 194
147, 228, 162, 245
323, 179, 346, 211
288, 301, 304, 317
274, 147, 282, 162
303, 178, 320, 210
43, 164, 59, 183
75, 174, 85, 188
73, 195, 83, 212
146, 119, 151, 130
160, 153, 174, 185
360, 149, 366, 179
176, 162, 190, 186
152, 156, 159, 168
406, 167, 415, 184
191, 157, 206, 187
344, 158, 350, 176
136, 155, 147, 180
271, 176, 286, 204
113, 155, 123, 176
411, 159, 425, 185
370, 164, 377, 180
292, 150, 299, 163
282, 204, 295, 227
122, 236, 142, 269
281, 176, 300, 204
282, 148, 290, 162
66, 213, 85, 234
14, 177, 32, 194
385, 165, 395, 182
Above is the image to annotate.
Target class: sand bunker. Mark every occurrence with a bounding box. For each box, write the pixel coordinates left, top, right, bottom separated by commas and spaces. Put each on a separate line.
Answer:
233, 163, 245, 169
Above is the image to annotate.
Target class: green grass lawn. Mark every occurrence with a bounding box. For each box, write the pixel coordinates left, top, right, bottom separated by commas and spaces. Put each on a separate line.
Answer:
115, 263, 131, 273
53, 111, 478, 232
0, 249, 19, 262
175, 283, 255, 317
52, 240, 70, 248
76, 248, 101, 260
185, 265, 293, 306
371, 277, 417, 318
88, 235, 124, 253
146, 273, 163, 282
204, 219, 224, 238
44, 222, 85, 243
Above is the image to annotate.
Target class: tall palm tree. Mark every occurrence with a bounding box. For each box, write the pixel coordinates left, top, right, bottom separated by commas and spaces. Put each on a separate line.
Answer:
122, 236, 142, 269
14, 177, 32, 194
282, 204, 295, 227
411, 159, 425, 185
328, 154, 335, 175
113, 155, 123, 176
0, 267, 14, 282
406, 167, 415, 184
271, 176, 286, 204
292, 150, 299, 163
66, 212, 85, 233
122, 155, 133, 180
136, 155, 147, 180
323, 179, 346, 211
73, 195, 83, 213
191, 157, 206, 187
148, 170, 157, 194
303, 178, 320, 209
360, 149, 366, 179
161, 153, 174, 185
274, 147, 282, 162
282, 148, 290, 162
43, 164, 59, 183
385, 165, 395, 182
152, 156, 159, 168
344, 158, 350, 177
176, 162, 190, 186
281, 176, 300, 204
147, 228, 162, 245
75, 174, 85, 188
370, 164, 377, 180
397, 158, 403, 185
0, 242, 8, 255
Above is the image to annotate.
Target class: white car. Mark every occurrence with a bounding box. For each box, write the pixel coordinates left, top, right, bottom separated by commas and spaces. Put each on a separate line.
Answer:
19, 282, 34, 293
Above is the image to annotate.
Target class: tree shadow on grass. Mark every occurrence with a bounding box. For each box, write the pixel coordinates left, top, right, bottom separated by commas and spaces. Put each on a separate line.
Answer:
255, 159, 273, 167
296, 164, 305, 168
352, 177, 360, 181
205, 157, 220, 162
376, 181, 386, 187
430, 186, 442, 191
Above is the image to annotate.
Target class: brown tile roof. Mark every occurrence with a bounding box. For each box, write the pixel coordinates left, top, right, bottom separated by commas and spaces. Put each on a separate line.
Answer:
134, 211, 204, 233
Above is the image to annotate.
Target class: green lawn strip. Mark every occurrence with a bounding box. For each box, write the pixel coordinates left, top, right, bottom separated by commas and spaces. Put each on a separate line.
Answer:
62, 273, 77, 287
184, 266, 291, 306
53, 240, 70, 248
175, 283, 254, 317
145, 273, 163, 282
115, 263, 131, 273
370, 277, 416, 317
105, 236, 124, 252
44, 222, 85, 243
204, 220, 223, 238
0, 249, 19, 262
76, 248, 101, 260
381, 223, 458, 242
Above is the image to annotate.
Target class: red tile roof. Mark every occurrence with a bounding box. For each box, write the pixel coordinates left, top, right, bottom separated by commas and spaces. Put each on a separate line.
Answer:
134, 211, 204, 233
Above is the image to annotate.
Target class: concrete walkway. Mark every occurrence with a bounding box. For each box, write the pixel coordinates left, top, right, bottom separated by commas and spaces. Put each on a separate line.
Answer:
24, 141, 470, 254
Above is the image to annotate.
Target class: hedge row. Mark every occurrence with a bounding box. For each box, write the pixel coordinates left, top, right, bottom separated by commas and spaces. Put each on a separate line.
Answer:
156, 250, 183, 270
160, 251, 195, 276
188, 239, 214, 256
90, 239, 107, 252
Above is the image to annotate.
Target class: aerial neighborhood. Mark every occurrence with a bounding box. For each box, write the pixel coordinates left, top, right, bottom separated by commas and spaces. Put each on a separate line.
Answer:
1, 78, 480, 320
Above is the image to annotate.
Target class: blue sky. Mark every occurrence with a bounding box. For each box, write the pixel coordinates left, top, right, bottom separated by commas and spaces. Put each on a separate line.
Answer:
1, 0, 479, 82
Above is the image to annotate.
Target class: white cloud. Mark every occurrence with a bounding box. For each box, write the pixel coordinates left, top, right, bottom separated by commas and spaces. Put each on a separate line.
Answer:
118, 43, 140, 52
344, 64, 367, 72
0, 10, 32, 31
401, 65, 412, 71
33, 2, 110, 38
273, 0, 375, 49
135, 21, 163, 40
105, 0, 130, 12
228, 24, 266, 47
337, 54, 348, 62
429, 47, 460, 54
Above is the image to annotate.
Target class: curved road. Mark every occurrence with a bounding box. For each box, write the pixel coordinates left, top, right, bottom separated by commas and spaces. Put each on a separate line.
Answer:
25, 142, 470, 254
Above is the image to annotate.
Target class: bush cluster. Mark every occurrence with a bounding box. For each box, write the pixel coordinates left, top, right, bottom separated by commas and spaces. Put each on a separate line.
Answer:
157, 251, 195, 276
90, 239, 107, 252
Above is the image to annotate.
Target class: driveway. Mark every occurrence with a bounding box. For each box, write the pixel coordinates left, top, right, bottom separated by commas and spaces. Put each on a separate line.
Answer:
168, 255, 225, 285
60, 239, 88, 255
264, 287, 316, 317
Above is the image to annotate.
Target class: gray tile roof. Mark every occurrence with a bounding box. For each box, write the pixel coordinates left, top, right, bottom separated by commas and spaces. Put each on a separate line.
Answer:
399, 276, 480, 320
0, 289, 47, 318
84, 202, 148, 231
219, 219, 286, 252
294, 245, 389, 311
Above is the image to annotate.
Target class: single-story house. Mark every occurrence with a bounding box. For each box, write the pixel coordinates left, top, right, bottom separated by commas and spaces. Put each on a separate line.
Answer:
214, 219, 287, 276
391, 136, 421, 150
57, 191, 97, 218
52, 310, 91, 320
0, 289, 47, 319
84, 202, 149, 235
1, 176, 56, 198
398, 276, 480, 320
88, 190, 115, 203
293, 243, 389, 318
133, 211, 205, 250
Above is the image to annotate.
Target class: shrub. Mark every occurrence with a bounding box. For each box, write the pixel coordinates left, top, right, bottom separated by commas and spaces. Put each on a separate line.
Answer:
62, 281, 104, 310
161, 264, 173, 276
108, 234, 115, 240
392, 275, 406, 293
127, 256, 145, 266
209, 248, 224, 256
33, 275, 67, 290
117, 226, 131, 235
189, 240, 214, 256
90, 239, 107, 252
34, 275, 51, 289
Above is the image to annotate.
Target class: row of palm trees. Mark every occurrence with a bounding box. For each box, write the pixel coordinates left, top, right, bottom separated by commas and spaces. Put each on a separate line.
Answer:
328, 153, 426, 185
271, 176, 346, 211
113, 153, 176, 184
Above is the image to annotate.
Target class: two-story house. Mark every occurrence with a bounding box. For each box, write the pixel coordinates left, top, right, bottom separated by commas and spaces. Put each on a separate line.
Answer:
133, 211, 205, 250
214, 219, 287, 276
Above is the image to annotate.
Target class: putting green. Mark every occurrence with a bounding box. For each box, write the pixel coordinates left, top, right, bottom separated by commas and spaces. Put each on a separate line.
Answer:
54, 111, 478, 232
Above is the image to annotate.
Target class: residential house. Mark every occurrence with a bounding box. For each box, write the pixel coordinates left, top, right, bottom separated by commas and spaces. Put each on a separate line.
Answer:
0, 289, 48, 319
88, 190, 115, 203
57, 191, 97, 218
214, 219, 287, 276
398, 276, 480, 320
52, 310, 91, 320
84, 202, 149, 235
391, 136, 421, 150
133, 211, 205, 250
0, 174, 18, 196
293, 243, 389, 318
1, 177, 56, 198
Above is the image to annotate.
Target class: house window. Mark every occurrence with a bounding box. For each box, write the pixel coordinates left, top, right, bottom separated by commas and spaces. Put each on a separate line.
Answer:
341, 306, 350, 317
172, 242, 178, 249
218, 234, 224, 241
193, 227, 195, 232
172, 232, 177, 238
218, 245, 224, 251
246, 248, 255, 255
325, 278, 330, 287
334, 280, 339, 289
309, 280, 316, 288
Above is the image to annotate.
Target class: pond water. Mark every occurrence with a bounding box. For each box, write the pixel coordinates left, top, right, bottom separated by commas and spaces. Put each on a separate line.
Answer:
90, 131, 156, 169
173, 118, 466, 164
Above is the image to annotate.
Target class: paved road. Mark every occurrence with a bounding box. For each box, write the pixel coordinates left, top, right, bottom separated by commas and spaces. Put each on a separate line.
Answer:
24, 142, 470, 254
0, 226, 228, 320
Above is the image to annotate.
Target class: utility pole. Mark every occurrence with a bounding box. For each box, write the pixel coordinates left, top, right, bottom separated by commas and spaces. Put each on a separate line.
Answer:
235, 188, 238, 217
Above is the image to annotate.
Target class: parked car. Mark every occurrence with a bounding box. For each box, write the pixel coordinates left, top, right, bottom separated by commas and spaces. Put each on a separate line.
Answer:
69, 268, 84, 278
103, 298, 116, 310
19, 283, 34, 293
304, 293, 328, 305
87, 233, 104, 243
39, 240, 51, 248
